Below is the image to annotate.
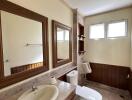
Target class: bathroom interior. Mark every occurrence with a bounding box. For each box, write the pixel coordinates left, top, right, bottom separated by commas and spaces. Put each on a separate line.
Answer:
0, 0, 132, 100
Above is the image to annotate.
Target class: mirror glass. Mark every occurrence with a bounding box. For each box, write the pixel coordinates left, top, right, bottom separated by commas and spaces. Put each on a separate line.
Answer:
1, 11, 43, 76
57, 28, 69, 61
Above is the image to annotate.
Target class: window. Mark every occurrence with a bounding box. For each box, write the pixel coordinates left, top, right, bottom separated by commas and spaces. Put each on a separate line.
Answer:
89, 20, 127, 39
89, 24, 105, 39
57, 30, 69, 41
57, 31, 64, 41
107, 21, 127, 38
65, 30, 69, 40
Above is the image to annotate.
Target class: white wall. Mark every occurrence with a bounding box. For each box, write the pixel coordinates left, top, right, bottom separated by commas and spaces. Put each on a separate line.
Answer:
7, 0, 73, 70
84, 7, 132, 67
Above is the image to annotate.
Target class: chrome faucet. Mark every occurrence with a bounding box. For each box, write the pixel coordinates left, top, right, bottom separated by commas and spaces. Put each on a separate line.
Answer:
31, 83, 38, 91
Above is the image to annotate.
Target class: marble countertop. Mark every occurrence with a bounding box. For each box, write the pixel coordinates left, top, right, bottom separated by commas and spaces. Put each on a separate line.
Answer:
6, 80, 76, 100
56, 80, 76, 100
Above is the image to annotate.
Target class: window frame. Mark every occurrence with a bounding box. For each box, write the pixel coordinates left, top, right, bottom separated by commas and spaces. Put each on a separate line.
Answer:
89, 23, 106, 40
88, 20, 128, 40
107, 19, 128, 38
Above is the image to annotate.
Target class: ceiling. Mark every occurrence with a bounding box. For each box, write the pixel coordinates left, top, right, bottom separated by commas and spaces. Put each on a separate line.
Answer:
63, 0, 132, 16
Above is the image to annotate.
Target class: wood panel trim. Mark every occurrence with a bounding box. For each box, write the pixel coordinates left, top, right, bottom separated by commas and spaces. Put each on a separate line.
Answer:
0, 0, 49, 89
65, 90, 76, 100
0, 11, 4, 79
11, 62, 44, 74
72, 9, 78, 66
0, 0, 47, 22
87, 62, 130, 90
129, 71, 132, 97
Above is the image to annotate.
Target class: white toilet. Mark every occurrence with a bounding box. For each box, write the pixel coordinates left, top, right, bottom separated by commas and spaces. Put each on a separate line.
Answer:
67, 70, 102, 100
76, 85, 102, 100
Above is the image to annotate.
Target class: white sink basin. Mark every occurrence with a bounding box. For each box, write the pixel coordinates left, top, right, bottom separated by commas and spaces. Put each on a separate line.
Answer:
18, 85, 59, 100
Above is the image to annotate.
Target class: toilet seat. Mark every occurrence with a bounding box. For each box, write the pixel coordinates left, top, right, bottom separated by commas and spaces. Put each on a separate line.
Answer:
76, 86, 102, 100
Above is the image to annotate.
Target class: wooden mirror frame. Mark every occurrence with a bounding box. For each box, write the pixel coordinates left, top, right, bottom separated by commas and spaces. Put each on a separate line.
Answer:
52, 20, 72, 68
0, 0, 49, 88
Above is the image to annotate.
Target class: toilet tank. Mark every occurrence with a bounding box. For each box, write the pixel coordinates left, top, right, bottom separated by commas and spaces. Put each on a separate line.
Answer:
66, 70, 78, 85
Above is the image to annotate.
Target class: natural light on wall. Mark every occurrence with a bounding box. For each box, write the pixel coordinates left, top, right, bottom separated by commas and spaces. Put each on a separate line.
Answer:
89, 20, 127, 39
107, 21, 127, 38
89, 24, 105, 39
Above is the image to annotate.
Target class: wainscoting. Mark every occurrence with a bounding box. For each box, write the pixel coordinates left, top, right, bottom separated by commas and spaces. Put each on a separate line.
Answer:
129, 71, 132, 97
87, 62, 130, 90
58, 74, 67, 82
11, 62, 43, 74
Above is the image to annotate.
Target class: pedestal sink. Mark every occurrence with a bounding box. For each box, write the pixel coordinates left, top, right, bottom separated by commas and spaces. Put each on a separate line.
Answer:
18, 85, 59, 100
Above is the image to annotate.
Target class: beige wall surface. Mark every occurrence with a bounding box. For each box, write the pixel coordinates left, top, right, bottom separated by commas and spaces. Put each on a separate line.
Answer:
84, 7, 132, 67
7, 0, 73, 70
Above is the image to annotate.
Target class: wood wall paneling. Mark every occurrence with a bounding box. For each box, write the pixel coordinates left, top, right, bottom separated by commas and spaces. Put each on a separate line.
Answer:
11, 62, 44, 74
87, 62, 130, 90
65, 90, 76, 100
72, 9, 78, 66
129, 71, 132, 97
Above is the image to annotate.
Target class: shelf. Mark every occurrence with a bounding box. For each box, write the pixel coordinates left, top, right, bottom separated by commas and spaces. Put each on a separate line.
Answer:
78, 24, 84, 36
78, 35, 85, 38
78, 23, 85, 55
78, 39, 84, 41
79, 51, 86, 55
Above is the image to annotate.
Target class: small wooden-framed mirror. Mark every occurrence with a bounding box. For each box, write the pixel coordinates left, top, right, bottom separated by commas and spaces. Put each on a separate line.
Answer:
0, 0, 49, 88
52, 20, 72, 68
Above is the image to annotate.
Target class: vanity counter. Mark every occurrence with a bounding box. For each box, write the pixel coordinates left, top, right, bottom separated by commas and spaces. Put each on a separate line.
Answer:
4, 80, 76, 100
56, 80, 76, 100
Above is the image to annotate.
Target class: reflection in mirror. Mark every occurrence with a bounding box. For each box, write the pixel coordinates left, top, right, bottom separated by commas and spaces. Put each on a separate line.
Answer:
52, 20, 72, 68
57, 28, 69, 61
1, 11, 43, 76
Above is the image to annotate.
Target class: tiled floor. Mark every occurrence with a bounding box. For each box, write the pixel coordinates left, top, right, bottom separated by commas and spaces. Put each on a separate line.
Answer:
83, 81, 132, 100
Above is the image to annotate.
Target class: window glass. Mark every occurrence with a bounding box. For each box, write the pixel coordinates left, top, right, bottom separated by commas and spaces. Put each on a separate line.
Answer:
65, 30, 69, 40
107, 21, 127, 38
57, 31, 64, 41
89, 24, 105, 39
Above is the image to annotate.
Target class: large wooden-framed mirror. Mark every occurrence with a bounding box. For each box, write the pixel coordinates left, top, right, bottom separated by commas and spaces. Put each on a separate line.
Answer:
52, 20, 72, 68
0, 0, 49, 88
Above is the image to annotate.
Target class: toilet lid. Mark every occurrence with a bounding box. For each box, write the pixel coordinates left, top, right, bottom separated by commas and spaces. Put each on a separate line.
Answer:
76, 86, 102, 100
82, 86, 102, 100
